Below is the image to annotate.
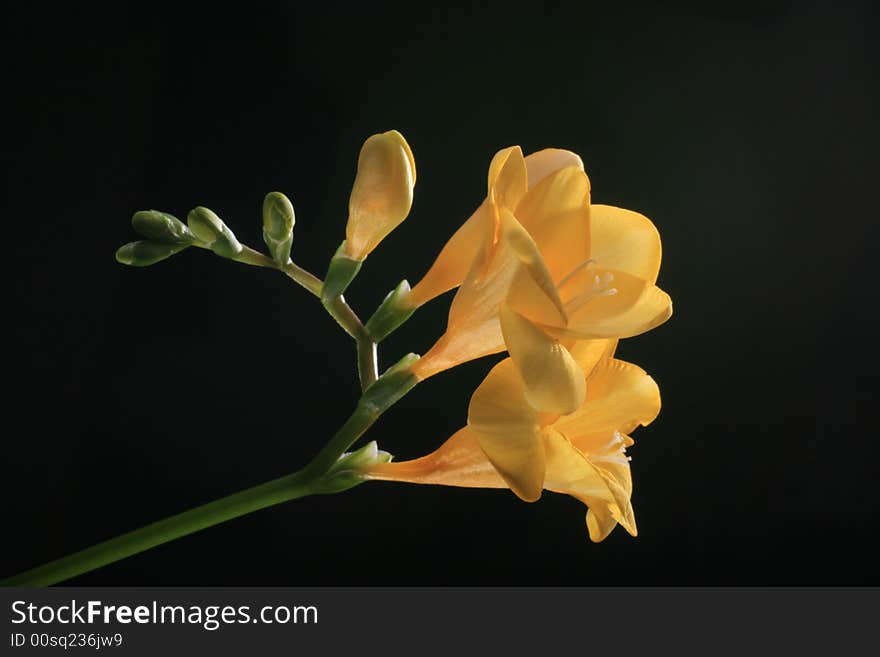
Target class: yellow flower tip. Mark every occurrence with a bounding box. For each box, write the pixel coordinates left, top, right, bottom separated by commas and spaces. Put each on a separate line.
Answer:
345, 130, 416, 261
385, 129, 417, 184
487, 146, 528, 211
586, 512, 611, 543
524, 148, 585, 187
513, 483, 544, 503
586, 507, 637, 542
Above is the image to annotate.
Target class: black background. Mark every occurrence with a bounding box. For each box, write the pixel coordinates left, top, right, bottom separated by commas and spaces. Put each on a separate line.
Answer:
3, 1, 877, 584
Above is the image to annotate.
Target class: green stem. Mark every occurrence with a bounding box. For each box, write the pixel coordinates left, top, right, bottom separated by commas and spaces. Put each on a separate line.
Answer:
230, 246, 376, 388
1, 470, 316, 587
1, 373, 415, 587
229, 246, 377, 388
228, 246, 323, 298
323, 295, 377, 390
281, 261, 323, 297
357, 340, 378, 390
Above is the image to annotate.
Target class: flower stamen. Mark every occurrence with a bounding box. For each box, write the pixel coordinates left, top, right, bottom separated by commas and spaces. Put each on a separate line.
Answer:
590, 431, 631, 466
555, 258, 596, 290
564, 270, 618, 315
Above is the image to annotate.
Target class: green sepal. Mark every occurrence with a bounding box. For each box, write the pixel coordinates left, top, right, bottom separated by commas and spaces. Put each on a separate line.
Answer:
131, 210, 196, 245
321, 241, 362, 302
313, 441, 392, 495
359, 352, 420, 416
115, 240, 189, 266
262, 192, 295, 267
309, 470, 367, 495
365, 279, 416, 342
187, 206, 243, 259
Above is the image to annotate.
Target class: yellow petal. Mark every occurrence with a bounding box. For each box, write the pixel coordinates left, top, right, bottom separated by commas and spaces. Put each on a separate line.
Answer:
364, 427, 506, 489
407, 201, 490, 307
468, 359, 545, 501
499, 305, 585, 415
584, 430, 637, 541
515, 166, 591, 283
413, 209, 561, 380
410, 317, 507, 380
345, 130, 416, 260
568, 338, 618, 378
487, 146, 528, 211
406, 145, 526, 308
408, 147, 582, 307
586, 509, 620, 542
543, 428, 636, 541
552, 358, 661, 446
590, 205, 662, 283
553, 266, 672, 340
499, 209, 567, 324
524, 148, 584, 187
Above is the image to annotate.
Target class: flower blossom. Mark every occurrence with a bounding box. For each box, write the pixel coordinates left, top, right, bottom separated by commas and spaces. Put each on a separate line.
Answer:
366, 340, 661, 541
405, 146, 671, 395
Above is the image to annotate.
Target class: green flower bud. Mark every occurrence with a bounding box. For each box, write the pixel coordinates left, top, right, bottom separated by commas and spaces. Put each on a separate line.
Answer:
131, 210, 195, 245
187, 206, 242, 259
115, 240, 188, 267
321, 241, 362, 301
262, 192, 295, 266
365, 279, 416, 342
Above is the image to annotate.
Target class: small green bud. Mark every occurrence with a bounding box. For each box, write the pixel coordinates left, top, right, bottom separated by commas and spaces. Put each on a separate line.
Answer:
115, 240, 188, 266
262, 192, 295, 266
187, 206, 242, 259
365, 279, 417, 342
321, 241, 362, 301
131, 210, 195, 245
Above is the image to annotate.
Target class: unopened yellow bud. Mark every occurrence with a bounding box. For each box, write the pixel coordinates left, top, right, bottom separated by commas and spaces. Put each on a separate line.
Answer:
344, 130, 416, 261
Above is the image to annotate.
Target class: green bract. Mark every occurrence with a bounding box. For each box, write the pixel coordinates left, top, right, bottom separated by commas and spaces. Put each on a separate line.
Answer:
321, 241, 362, 301
365, 280, 416, 342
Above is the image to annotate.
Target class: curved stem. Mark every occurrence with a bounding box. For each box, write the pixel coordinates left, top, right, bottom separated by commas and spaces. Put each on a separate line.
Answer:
281, 261, 323, 297
323, 295, 377, 390
230, 246, 376, 388
1, 470, 316, 587
51, 237, 399, 586
229, 245, 377, 389
1, 371, 415, 587
229, 246, 324, 298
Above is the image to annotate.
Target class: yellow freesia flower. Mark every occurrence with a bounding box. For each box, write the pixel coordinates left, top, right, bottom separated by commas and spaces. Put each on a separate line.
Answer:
407, 145, 672, 386
344, 130, 416, 261
365, 340, 661, 542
